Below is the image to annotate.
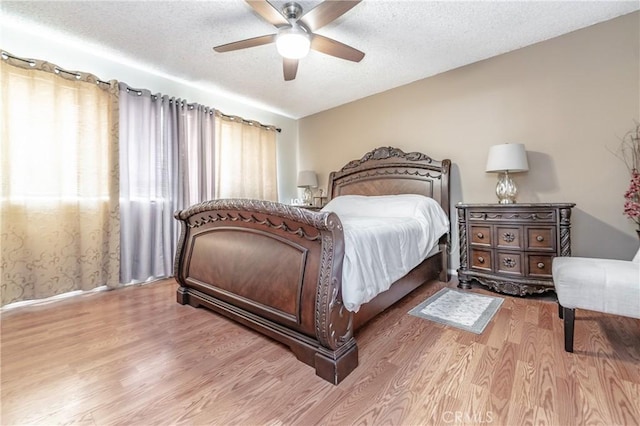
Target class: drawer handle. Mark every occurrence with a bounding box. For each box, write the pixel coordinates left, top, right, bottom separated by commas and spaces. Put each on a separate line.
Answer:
478, 256, 485, 264
477, 232, 484, 239
503, 257, 516, 268
537, 262, 545, 269
536, 235, 544, 242
503, 232, 516, 243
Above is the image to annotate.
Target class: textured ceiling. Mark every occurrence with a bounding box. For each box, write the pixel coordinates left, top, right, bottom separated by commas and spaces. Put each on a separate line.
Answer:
2, 1, 638, 119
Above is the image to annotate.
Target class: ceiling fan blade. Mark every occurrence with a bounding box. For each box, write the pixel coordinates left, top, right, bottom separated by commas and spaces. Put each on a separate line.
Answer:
246, 0, 289, 27
299, 0, 361, 32
214, 34, 277, 53
310, 34, 364, 62
283, 58, 298, 81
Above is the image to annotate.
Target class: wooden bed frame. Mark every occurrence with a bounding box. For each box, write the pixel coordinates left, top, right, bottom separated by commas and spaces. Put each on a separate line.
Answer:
173, 146, 451, 384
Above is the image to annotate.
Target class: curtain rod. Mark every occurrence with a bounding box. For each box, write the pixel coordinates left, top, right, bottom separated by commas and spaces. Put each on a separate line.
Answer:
124, 85, 281, 133
216, 111, 282, 133
1, 51, 111, 86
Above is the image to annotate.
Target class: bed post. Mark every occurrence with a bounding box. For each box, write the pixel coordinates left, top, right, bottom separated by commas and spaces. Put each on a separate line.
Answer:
440, 159, 451, 283
173, 213, 191, 305
313, 212, 359, 384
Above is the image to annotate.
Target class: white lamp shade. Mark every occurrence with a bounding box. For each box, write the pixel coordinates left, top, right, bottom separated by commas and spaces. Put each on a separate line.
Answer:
485, 143, 529, 173
276, 25, 310, 59
297, 170, 318, 188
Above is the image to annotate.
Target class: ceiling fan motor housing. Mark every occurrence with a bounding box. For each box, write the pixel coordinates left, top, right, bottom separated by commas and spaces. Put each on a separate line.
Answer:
282, 2, 303, 21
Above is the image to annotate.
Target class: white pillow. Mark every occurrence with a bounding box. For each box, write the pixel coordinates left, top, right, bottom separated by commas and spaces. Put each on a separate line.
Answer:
322, 194, 449, 228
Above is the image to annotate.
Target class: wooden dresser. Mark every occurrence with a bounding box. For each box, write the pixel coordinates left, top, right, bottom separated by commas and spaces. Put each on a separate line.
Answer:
456, 203, 575, 296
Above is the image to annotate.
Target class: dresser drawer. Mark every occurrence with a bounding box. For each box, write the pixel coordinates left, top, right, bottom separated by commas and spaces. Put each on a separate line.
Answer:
526, 227, 556, 251
468, 209, 557, 223
496, 225, 522, 249
470, 226, 491, 246
496, 251, 523, 276
527, 254, 553, 278
470, 249, 492, 271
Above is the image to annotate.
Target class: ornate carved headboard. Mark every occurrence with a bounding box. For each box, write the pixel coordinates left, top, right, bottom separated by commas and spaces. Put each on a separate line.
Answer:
327, 146, 451, 220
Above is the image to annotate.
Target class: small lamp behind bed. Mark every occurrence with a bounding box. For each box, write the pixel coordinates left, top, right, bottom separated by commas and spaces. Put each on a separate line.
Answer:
297, 170, 318, 205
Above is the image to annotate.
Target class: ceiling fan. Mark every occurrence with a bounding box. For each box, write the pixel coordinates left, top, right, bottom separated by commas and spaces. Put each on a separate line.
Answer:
213, 0, 365, 81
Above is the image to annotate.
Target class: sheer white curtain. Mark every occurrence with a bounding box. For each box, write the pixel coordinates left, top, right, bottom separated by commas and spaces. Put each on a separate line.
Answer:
119, 85, 176, 283
119, 85, 217, 283
182, 104, 216, 206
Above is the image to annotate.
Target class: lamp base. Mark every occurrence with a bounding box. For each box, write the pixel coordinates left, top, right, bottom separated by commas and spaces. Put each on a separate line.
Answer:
302, 187, 313, 205
496, 171, 518, 204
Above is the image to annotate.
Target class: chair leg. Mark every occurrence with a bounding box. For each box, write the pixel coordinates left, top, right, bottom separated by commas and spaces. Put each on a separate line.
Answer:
558, 303, 563, 319
563, 307, 575, 353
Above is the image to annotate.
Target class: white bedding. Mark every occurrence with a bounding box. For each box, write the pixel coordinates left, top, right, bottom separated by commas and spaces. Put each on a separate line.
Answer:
321, 194, 449, 312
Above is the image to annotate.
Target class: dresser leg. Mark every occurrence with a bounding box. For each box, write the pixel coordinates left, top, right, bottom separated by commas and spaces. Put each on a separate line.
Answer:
457, 277, 472, 290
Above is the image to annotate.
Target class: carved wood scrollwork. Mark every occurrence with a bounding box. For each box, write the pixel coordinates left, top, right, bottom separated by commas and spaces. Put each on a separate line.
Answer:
502, 232, 516, 243
502, 257, 517, 268
175, 199, 339, 241
559, 207, 573, 257
315, 216, 352, 350
476, 277, 550, 296
559, 207, 572, 225
341, 146, 434, 171
560, 227, 572, 256
469, 211, 554, 221
336, 168, 441, 187
457, 208, 468, 270
186, 211, 324, 241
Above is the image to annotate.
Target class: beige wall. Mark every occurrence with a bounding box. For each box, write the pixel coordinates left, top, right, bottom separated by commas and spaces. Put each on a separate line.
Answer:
299, 12, 640, 270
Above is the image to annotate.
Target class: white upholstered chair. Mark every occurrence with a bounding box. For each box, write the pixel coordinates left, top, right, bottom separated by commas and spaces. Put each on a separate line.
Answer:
552, 247, 640, 352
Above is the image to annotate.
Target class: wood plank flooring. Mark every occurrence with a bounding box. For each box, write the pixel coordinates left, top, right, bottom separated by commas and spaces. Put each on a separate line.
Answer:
2, 278, 639, 425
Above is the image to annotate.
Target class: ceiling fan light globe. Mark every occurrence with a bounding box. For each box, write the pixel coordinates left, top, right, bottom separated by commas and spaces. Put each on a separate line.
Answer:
276, 27, 310, 59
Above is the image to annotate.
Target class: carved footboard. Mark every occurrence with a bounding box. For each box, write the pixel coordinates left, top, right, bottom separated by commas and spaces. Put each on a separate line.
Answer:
173, 199, 357, 384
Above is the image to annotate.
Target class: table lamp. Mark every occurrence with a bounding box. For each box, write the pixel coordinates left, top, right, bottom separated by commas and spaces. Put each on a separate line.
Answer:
297, 170, 317, 205
485, 143, 529, 204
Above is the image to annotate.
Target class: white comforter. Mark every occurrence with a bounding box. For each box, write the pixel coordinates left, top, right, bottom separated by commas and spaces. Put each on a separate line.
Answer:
321, 195, 449, 312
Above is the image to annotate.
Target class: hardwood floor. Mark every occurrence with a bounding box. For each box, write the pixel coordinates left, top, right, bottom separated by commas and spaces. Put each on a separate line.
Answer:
2, 278, 639, 425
